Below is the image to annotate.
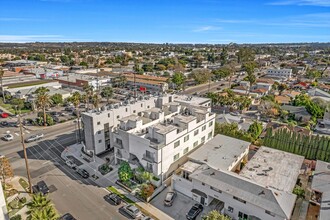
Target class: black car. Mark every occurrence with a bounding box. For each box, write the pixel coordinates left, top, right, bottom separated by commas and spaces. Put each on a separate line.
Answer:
104, 193, 122, 205
186, 203, 203, 220
59, 213, 76, 220
76, 168, 89, 178
33, 181, 50, 195
0, 121, 8, 126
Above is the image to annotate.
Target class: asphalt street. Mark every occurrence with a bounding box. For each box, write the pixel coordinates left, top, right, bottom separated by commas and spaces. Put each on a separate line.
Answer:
1, 122, 127, 220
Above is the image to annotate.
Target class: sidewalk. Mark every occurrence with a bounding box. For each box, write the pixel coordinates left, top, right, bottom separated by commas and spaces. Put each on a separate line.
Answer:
62, 144, 174, 220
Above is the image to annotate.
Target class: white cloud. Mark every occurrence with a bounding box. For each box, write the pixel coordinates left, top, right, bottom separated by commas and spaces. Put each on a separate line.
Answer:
268, 0, 330, 7
193, 26, 221, 32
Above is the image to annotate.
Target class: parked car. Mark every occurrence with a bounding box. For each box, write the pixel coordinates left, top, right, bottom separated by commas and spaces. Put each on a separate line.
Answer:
186, 203, 203, 220
33, 181, 50, 195
0, 113, 9, 118
121, 205, 142, 219
164, 191, 177, 206
65, 159, 77, 169
76, 168, 89, 179
142, 216, 155, 220
104, 193, 122, 205
2, 134, 13, 141
25, 133, 44, 143
0, 121, 8, 126
59, 213, 76, 220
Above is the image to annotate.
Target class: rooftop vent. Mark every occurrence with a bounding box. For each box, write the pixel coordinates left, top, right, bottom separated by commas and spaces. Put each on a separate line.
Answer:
258, 190, 265, 196
210, 172, 215, 176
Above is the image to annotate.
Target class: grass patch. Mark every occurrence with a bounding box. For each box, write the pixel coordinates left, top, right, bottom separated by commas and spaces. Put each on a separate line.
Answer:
6, 80, 53, 89
18, 178, 29, 192
106, 186, 135, 204
0, 101, 31, 114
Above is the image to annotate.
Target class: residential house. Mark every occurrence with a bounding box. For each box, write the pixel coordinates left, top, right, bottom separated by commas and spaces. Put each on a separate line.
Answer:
281, 105, 311, 123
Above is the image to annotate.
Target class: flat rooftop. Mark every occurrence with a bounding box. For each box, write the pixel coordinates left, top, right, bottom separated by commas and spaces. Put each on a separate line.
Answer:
240, 146, 304, 192
311, 160, 330, 193
188, 134, 250, 171
173, 95, 210, 106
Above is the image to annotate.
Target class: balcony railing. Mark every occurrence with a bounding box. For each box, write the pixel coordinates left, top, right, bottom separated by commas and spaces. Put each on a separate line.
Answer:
143, 154, 156, 163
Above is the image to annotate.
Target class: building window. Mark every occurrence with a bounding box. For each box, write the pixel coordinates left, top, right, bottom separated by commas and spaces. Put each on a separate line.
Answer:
133, 110, 136, 113
147, 105, 150, 108
98, 139, 102, 143
201, 136, 205, 143
208, 132, 212, 139
108, 113, 110, 118
126, 108, 128, 112
183, 147, 189, 154
238, 212, 248, 220
174, 140, 180, 148
98, 131, 101, 134
209, 121, 213, 127
193, 141, 198, 148
233, 196, 246, 204
173, 153, 180, 161
202, 125, 206, 131
265, 210, 275, 217
210, 186, 222, 193
202, 182, 205, 186
117, 115, 120, 119
141, 104, 143, 107
184, 135, 189, 142
194, 130, 199, 136
228, 206, 234, 213
97, 121, 100, 125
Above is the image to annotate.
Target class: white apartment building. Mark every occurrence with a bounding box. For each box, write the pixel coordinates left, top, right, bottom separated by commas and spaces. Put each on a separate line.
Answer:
172, 135, 304, 220
81, 94, 213, 176
266, 68, 292, 79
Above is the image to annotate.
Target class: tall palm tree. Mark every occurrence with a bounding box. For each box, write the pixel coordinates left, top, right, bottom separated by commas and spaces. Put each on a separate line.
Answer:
92, 93, 101, 109
68, 92, 82, 142
0, 68, 5, 103
83, 84, 93, 110
101, 86, 113, 104
27, 193, 52, 211
34, 87, 52, 126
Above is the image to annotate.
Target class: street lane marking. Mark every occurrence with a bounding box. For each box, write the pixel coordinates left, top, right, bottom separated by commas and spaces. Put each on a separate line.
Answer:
26, 130, 30, 133
14, 133, 19, 136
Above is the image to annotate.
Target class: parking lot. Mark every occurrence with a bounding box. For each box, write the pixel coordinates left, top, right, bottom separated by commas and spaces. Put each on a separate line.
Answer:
151, 186, 220, 220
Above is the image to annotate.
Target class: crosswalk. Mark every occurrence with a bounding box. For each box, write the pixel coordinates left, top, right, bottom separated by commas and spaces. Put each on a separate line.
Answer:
5, 129, 31, 137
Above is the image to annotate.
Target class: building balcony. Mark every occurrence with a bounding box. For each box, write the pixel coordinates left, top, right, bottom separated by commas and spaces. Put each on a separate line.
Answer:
143, 154, 157, 163
114, 142, 123, 149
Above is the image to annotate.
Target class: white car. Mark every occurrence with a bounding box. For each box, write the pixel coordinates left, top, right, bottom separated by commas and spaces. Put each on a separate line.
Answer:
65, 159, 77, 169
3, 134, 13, 141
25, 133, 44, 143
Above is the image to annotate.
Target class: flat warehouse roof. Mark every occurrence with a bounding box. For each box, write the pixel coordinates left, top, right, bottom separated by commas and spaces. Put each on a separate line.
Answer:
239, 146, 304, 193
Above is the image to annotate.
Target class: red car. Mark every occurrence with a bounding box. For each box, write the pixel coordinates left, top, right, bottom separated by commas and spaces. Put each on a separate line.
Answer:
0, 113, 9, 118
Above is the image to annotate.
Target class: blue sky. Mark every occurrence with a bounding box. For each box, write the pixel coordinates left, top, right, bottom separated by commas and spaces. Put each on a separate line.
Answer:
0, 0, 329, 43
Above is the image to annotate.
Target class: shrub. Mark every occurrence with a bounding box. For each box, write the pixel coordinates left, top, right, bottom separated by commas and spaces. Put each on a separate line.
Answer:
10, 215, 22, 220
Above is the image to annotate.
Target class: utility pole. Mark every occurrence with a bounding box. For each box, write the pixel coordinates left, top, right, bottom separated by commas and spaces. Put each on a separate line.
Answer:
18, 113, 32, 193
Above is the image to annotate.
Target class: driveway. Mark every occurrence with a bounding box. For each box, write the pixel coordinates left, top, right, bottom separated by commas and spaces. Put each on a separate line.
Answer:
151, 186, 224, 220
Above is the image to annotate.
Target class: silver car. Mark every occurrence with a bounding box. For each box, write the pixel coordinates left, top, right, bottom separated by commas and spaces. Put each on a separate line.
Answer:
3, 134, 13, 141
25, 133, 44, 143
122, 205, 142, 219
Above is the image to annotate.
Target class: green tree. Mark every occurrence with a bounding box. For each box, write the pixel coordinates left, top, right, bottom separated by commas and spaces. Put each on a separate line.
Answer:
139, 183, 154, 200
10, 98, 25, 114
247, 121, 263, 140
27, 193, 52, 212
101, 86, 113, 104
10, 215, 22, 220
237, 47, 255, 64
293, 186, 305, 199
50, 93, 63, 106
212, 66, 231, 80
34, 87, 52, 126
92, 93, 101, 109
67, 92, 82, 141
28, 206, 58, 220
202, 210, 231, 220
118, 161, 133, 183
191, 68, 212, 84
0, 68, 5, 103
171, 72, 186, 90
79, 61, 88, 68
83, 85, 94, 110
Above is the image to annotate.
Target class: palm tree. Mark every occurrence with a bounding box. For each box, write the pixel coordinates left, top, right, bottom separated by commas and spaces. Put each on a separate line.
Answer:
83, 85, 94, 110
27, 193, 58, 220
27, 193, 52, 211
0, 68, 4, 103
92, 93, 101, 109
34, 87, 52, 126
101, 86, 113, 104
68, 92, 82, 142
29, 206, 58, 220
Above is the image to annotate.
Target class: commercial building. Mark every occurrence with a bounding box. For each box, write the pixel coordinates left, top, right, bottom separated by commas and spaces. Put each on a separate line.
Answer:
266, 68, 292, 79
81, 94, 214, 181
172, 135, 304, 220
